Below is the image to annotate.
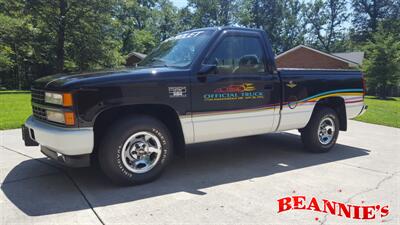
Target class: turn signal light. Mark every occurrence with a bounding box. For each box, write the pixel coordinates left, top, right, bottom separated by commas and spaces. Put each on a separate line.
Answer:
64, 112, 75, 126
63, 93, 73, 107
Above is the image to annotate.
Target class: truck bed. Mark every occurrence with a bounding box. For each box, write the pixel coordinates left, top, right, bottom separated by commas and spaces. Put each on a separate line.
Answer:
275, 68, 364, 131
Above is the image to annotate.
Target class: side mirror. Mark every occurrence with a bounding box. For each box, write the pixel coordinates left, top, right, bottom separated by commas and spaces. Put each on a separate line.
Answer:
198, 64, 217, 75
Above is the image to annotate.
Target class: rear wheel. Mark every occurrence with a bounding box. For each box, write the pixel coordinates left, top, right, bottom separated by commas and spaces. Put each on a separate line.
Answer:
98, 115, 173, 185
300, 107, 339, 153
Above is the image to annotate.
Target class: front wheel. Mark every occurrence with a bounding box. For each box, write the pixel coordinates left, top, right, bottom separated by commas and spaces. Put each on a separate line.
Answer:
98, 115, 173, 185
300, 107, 340, 153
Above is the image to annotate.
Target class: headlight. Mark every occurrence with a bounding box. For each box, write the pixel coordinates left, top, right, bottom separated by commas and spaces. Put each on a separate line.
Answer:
45, 92, 73, 106
46, 110, 65, 123
46, 110, 75, 125
45, 92, 63, 105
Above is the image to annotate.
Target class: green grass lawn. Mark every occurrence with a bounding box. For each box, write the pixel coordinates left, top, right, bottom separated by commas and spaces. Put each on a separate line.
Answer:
0, 92, 32, 130
354, 96, 400, 128
0, 93, 399, 130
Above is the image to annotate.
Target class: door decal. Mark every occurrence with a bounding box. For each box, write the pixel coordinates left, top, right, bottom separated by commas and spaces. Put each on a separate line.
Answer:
286, 80, 297, 88
204, 83, 264, 101
168, 87, 187, 98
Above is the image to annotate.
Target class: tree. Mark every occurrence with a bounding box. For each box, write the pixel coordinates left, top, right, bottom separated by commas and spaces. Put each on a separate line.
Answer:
238, 0, 306, 53
351, 0, 397, 42
149, 0, 179, 42
0, 45, 14, 72
305, 0, 349, 52
363, 25, 400, 99
278, 0, 307, 52
176, 7, 195, 32
239, 0, 282, 49
26, 0, 123, 72
114, 0, 158, 55
188, 0, 237, 28
0, 0, 37, 89
1, 0, 125, 89
130, 30, 156, 53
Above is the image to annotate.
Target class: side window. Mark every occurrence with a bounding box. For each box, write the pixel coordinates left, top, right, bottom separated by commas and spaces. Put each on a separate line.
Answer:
205, 36, 266, 75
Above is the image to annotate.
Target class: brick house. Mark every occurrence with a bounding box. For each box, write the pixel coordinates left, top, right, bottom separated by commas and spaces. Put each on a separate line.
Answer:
276, 45, 363, 69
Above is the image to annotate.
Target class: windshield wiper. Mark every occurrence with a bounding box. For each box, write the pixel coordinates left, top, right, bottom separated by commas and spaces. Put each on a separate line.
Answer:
148, 58, 169, 67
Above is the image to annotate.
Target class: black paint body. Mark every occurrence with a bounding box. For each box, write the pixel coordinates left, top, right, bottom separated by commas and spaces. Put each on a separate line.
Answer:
31, 27, 363, 128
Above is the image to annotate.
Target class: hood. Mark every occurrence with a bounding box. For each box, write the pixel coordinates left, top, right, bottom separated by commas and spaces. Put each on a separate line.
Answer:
32, 67, 188, 90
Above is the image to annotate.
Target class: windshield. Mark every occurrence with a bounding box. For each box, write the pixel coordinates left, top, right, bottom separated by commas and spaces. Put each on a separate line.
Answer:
138, 30, 214, 68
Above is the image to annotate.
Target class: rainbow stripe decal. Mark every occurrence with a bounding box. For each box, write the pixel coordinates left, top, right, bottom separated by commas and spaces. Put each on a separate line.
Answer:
286, 89, 364, 106
297, 89, 363, 102
191, 89, 364, 117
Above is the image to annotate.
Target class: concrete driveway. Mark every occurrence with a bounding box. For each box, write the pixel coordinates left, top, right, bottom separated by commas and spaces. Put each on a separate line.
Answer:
0, 120, 399, 225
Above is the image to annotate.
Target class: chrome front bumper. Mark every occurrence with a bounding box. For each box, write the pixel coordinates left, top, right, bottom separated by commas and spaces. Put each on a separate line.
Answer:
24, 116, 94, 156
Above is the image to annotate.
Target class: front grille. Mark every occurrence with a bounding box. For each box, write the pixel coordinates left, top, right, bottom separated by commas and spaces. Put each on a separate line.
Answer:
31, 89, 47, 121
32, 105, 47, 121
30, 89, 70, 127
31, 89, 45, 104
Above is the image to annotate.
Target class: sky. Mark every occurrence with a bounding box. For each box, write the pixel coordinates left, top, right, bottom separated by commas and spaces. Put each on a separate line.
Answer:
171, 0, 187, 8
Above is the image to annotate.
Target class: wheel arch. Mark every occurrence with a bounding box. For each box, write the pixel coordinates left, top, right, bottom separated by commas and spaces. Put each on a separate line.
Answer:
92, 104, 186, 157
311, 97, 347, 131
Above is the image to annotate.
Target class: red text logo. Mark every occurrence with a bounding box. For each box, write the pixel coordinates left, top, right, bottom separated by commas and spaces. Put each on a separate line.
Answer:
277, 196, 389, 220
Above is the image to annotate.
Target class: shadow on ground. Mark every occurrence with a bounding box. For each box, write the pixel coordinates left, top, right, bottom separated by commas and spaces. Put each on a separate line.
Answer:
1, 132, 370, 216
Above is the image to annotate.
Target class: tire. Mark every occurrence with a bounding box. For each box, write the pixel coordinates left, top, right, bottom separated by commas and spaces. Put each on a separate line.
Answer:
98, 115, 173, 185
300, 107, 340, 153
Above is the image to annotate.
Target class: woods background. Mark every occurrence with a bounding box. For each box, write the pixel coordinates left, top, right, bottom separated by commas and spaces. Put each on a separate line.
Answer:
0, 0, 399, 98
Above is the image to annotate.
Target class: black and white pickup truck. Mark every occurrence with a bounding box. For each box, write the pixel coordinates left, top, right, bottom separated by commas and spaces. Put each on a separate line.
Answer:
22, 27, 367, 185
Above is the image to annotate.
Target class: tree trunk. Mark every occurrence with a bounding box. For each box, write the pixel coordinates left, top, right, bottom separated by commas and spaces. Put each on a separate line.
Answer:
56, 0, 67, 73
378, 85, 387, 100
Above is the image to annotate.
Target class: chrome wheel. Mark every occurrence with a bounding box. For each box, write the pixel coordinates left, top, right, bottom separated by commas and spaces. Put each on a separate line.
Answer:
317, 117, 335, 145
121, 131, 162, 174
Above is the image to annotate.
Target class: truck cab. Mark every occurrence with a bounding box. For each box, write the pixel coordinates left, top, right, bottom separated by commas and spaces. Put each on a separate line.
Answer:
22, 27, 367, 185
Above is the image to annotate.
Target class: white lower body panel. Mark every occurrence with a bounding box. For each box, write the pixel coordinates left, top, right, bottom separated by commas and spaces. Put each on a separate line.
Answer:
277, 94, 364, 131
179, 93, 364, 144
277, 102, 315, 131
181, 107, 277, 144
343, 96, 364, 119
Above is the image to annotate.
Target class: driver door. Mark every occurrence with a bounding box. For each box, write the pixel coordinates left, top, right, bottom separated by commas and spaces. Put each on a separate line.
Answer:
190, 31, 280, 143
